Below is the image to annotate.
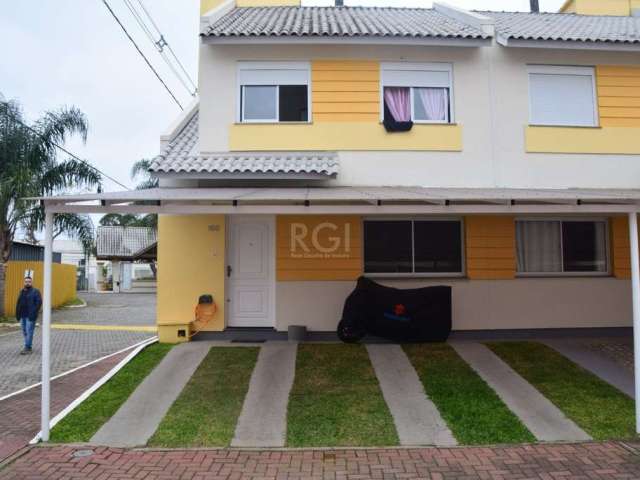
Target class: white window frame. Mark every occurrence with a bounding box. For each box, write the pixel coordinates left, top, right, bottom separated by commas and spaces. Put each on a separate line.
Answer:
380, 62, 455, 125
527, 65, 599, 128
237, 61, 312, 124
515, 217, 610, 277
363, 216, 465, 278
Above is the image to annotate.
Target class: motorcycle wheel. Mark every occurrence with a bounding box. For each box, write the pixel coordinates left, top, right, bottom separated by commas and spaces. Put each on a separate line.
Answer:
337, 318, 366, 344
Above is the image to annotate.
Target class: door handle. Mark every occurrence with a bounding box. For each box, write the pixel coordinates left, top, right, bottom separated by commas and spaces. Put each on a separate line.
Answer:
227, 265, 232, 277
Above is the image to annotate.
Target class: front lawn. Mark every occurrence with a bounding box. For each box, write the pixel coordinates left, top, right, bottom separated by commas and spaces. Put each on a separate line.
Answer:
287, 343, 399, 447
148, 347, 259, 447
404, 343, 535, 445
50, 343, 172, 442
487, 341, 636, 440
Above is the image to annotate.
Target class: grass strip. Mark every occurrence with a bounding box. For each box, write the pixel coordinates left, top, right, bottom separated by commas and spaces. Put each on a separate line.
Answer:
487, 341, 636, 440
403, 343, 535, 445
287, 343, 398, 447
50, 342, 172, 442
148, 347, 259, 447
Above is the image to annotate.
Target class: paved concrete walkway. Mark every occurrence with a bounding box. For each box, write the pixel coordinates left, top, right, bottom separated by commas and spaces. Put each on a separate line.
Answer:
544, 339, 635, 399
366, 344, 456, 446
3, 442, 639, 479
91, 342, 210, 447
451, 342, 591, 442
231, 342, 297, 448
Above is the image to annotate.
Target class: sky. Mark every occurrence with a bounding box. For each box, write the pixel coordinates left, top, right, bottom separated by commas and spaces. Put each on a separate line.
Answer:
1, 0, 565, 194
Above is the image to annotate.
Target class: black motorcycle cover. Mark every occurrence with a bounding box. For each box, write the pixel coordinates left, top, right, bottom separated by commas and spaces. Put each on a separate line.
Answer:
340, 277, 452, 343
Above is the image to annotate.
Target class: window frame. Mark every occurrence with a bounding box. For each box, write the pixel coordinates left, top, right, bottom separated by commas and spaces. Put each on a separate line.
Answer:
237, 61, 312, 124
527, 65, 599, 128
363, 216, 465, 278
380, 62, 455, 125
515, 217, 610, 278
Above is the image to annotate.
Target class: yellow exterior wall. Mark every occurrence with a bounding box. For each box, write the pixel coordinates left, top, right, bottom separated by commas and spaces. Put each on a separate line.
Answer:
610, 216, 632, 279
276, 215, 362, 281
4, 261, 77, 316
526, 126, 640, 154
560, 0, 632, 14
230, 123, 462, 151
465, 216, 516, 280
596, 66, 640, 127
311, 60, 380, 123
157, 215, 225, 342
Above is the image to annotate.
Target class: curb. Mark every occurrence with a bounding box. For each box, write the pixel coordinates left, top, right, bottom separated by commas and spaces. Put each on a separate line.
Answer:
30, 336, 159, 444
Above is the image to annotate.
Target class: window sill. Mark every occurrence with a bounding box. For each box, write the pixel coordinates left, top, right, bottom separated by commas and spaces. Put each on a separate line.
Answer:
235, 121, 311, 125
364, 273, 465, 279
515, 272, 610, 278
528, 124, 600, 129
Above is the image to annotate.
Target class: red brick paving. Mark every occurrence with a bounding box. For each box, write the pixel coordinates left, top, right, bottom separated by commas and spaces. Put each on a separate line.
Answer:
0, 349, 131, 462
1, 442, 640, 479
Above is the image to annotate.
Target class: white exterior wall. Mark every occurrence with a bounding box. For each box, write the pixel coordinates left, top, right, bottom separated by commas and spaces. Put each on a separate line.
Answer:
198, 42, 640, 189
276, 278, 632, 332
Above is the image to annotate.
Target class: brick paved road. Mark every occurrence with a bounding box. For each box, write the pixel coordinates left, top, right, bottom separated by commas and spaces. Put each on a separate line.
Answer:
53, 292, 156, 326
1, 293, 156, 398
0, 349, 130, 462
1, 442, 639, 479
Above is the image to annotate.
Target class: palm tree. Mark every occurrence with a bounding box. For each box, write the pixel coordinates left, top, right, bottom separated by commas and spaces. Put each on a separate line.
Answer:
0, 97, 101, 317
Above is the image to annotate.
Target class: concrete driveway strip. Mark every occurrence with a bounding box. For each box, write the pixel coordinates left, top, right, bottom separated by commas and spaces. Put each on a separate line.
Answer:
451, 342, 591, 442
231, 342, 297, 448
366, 344, 457, 446
543, 339, 634, 399
91, 341, 211, 447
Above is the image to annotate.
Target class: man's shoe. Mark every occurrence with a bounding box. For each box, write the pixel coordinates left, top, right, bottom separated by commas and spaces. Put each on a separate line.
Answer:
19, 348, 29, 355
26, 348, 33, 354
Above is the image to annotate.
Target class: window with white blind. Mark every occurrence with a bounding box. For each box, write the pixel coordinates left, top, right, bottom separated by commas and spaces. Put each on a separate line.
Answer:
528, 65, 598, 127
516, 219, 608, 275
380, 63, 454, 124
238, 62, 310, 123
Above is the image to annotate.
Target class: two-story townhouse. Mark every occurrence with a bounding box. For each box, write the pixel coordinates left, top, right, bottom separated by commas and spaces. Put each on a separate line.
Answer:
41, 0, 640, 346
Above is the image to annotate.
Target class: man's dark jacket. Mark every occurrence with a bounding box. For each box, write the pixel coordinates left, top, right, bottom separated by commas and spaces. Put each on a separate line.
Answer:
16, 287, 42, 322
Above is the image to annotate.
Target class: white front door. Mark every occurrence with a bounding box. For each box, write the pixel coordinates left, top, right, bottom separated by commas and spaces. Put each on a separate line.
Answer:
227, 216, 275, 328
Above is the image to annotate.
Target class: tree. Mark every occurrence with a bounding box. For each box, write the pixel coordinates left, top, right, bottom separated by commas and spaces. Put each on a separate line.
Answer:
0, 97, 101, 317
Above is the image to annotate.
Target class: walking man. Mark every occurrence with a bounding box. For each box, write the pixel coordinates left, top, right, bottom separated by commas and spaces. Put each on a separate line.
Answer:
16, 276, 42, 355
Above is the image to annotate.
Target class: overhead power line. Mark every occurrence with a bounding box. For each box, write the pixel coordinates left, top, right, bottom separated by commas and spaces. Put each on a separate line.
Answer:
122, 0, 197, 97
100, 0, 184, 110
0, 101, 131, 191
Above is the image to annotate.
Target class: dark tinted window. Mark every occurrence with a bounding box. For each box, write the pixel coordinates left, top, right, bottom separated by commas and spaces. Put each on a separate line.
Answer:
414, 221, 462, 273
279, 85, 308, 122
364, 221, 412, 273
562, 221, 607, 272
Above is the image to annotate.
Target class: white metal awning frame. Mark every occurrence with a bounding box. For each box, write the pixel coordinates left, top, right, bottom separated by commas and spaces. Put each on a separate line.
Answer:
35, 186, 640, 441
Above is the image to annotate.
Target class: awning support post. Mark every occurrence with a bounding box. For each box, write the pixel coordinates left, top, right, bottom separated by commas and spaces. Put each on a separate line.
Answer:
40, 209, 53, 442
629, 212, 640, 434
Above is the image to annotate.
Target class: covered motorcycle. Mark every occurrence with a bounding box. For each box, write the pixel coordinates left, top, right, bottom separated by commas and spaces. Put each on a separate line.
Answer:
337, 277, 452, 343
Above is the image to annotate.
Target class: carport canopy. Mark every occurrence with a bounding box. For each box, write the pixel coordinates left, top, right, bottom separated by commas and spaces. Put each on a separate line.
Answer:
33, 185, 640, 441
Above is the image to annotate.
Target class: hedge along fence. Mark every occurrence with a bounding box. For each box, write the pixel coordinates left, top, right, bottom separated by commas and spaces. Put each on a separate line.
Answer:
3, 261, 77, 317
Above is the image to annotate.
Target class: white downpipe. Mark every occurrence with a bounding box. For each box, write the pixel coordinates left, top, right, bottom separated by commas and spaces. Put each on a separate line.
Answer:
629, 212, 640, 434
41, 210, 53, 442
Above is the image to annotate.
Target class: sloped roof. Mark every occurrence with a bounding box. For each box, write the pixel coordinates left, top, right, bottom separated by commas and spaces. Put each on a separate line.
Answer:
488, 11, 640, 45
202, 6, 491, 40
96, 226, 157, 260
150, 109, 339, 177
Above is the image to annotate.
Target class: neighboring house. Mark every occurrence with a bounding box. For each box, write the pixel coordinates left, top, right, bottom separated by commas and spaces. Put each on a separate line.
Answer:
95, 226, 157, 293
10, 241, 61, 264
53, 239, 99, 291
41, 0, 640, 344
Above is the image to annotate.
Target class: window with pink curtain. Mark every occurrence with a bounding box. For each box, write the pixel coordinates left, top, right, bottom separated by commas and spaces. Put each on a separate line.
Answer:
383, 87, 411, 122
414, 87, 449, 122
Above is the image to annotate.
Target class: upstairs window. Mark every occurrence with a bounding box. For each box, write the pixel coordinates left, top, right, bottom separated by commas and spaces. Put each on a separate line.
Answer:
380, 63, 454, 127
528, 65, 598, 127
238, 62, 310, 123
516, 219, 608, 275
